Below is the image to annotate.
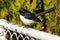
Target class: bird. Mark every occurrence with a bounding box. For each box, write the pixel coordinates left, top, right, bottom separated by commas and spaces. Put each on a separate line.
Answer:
18, 7, 55, 27
19, 9, 41, 26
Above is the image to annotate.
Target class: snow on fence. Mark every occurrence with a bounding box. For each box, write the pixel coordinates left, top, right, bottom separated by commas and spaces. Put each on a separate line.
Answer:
0, 19, 60, 40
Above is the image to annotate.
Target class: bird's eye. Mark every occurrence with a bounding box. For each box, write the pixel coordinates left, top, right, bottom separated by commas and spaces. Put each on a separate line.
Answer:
23, 13, 25, 15
28, 13, 30, 16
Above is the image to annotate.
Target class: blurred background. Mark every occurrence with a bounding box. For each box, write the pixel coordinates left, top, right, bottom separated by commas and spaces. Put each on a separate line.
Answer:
0, 0, 60, 36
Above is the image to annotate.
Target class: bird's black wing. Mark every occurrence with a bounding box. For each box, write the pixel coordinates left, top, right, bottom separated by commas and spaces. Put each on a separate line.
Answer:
24, 12, 41, 22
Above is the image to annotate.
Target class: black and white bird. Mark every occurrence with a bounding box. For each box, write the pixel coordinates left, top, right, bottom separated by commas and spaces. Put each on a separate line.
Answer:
18, 7, 55, 26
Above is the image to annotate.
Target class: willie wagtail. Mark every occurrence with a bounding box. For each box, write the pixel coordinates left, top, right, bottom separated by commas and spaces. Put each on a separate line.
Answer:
18, 7, 55, 26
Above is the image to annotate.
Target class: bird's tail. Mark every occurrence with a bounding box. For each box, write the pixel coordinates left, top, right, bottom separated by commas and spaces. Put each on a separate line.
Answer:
35, 7, 56, 17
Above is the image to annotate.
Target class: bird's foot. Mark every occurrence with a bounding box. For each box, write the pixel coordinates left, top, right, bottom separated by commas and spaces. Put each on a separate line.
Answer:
25, 25, 31, 28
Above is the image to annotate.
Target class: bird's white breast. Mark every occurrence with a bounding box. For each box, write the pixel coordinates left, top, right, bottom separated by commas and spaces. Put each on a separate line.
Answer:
20, 15, 35, 25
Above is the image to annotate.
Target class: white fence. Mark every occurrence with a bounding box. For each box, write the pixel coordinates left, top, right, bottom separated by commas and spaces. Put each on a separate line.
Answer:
0, 19, 60, 40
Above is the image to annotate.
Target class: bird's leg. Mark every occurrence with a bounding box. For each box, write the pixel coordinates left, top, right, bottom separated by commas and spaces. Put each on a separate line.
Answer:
25, 23, 37, 28
25, 25, 31, 28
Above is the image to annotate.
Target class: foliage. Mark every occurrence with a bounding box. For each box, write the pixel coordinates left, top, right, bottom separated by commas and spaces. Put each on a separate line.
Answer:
0, 0, 60, 36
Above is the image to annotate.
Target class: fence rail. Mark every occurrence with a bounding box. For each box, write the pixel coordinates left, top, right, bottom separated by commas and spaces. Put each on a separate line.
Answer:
0, 19, 60, 40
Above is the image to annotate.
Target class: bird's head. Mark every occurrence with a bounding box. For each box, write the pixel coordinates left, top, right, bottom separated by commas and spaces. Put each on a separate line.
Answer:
18, 9, 25, 16
18, 9, 30, 16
